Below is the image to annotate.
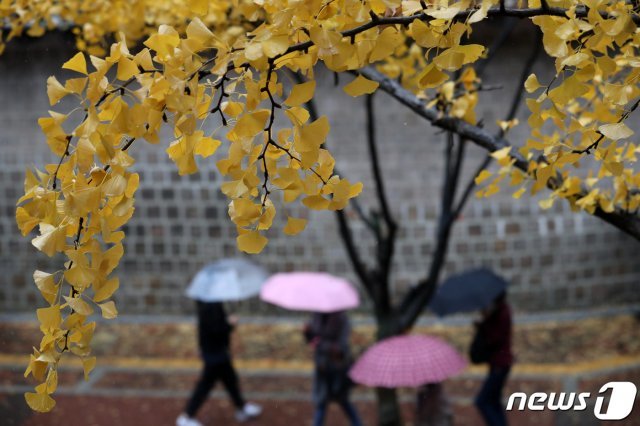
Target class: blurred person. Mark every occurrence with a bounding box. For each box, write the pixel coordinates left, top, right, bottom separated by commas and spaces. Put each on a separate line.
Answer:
304, 311, 363, 426
471, 291, 513, 426
416, 382, 453, 426
177, 301, 261, 426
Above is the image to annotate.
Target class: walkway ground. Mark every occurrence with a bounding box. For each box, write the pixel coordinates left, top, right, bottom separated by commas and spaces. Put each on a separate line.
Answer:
1, 308, 639, 425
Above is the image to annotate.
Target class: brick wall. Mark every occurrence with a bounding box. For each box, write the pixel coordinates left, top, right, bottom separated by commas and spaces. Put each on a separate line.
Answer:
1, 25, 639, 315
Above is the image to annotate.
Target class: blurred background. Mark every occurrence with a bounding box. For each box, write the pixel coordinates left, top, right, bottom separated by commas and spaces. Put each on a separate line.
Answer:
0, 19, 639, 426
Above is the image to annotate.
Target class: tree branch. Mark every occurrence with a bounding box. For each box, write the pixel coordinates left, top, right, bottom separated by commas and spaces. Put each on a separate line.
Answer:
366, 94, 396, 231
397, 135, 462, 330
275, 5, 639, 62
360, 66, 640, 241
504, 31, 543, 127
365, 94, 397, 281
335, 209, 374, 298
474, 18, 518, 78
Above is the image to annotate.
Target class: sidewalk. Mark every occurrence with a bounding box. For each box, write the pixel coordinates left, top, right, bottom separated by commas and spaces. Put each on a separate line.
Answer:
1, 311, 639, 425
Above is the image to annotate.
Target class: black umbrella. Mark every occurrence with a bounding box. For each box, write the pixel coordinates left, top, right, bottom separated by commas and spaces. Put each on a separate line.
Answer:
429, 268, 508, 317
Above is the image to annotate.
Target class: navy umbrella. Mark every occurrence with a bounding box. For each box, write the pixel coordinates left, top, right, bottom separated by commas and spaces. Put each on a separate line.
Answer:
429, 268, 508, 317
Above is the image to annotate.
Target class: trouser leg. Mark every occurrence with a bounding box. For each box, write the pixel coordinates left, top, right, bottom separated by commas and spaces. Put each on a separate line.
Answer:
475, 367, 510, 426
313, 401, 328, 426
338, 399, 363, 426
218, 360, 246, 409
185, 361, 218, 417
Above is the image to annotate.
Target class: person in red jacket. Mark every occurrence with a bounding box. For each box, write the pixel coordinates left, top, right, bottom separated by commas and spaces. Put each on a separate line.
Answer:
473, 291, 513, 426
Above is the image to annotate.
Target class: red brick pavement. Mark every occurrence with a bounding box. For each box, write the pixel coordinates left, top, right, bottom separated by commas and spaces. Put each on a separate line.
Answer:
0, 392, 558, 426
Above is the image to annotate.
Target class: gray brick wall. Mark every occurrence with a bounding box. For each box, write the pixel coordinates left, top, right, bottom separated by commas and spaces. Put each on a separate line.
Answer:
1, 28, 639, 316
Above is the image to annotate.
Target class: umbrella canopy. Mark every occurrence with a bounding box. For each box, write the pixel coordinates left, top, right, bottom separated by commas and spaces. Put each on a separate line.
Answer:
260, 272, 359, 312
429, 268, 508, 317
349, 334, 467, 388
186, 258, 269, 302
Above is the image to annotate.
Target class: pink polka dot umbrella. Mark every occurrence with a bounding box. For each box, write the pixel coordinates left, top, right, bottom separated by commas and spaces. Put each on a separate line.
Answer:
349, 334, 467, 388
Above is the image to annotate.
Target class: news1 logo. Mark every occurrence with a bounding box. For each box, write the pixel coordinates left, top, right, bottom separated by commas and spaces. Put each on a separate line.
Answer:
507, 382, 637, 420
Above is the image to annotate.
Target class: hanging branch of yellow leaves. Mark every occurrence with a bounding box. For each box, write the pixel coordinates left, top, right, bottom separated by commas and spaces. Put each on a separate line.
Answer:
11, 0, 640, 412
0, 0, 253, 56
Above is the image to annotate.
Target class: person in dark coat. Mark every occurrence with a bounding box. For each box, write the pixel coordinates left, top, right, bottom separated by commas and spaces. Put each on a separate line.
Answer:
304, 311, 362, 426
473, 291, 514, 426
177, 301, 261, 426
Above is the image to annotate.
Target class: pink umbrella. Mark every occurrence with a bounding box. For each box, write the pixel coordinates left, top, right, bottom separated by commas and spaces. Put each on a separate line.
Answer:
349, 334, 467, 388
260, 272, 359, 312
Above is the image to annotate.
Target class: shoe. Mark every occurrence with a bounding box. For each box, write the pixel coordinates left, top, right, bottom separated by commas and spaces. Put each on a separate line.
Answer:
235, 402, 262, 422
176, 414, 202, 426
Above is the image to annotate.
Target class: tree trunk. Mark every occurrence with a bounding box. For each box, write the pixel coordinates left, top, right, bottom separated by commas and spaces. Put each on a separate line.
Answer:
375, 313, 403, 426
376, 387, 403, 426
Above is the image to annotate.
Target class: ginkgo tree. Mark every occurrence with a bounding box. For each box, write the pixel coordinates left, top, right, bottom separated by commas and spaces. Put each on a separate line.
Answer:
5, 0, 640, 420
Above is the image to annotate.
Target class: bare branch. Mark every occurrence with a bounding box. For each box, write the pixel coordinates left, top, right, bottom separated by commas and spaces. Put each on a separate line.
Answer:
365, 94, 398, 281
349, 195, 379, 235
335, 209, 374, 298
503, 31, 543, 126
451, 154, 492, 221
474, 18, 518, 77
366, 94, 396, 232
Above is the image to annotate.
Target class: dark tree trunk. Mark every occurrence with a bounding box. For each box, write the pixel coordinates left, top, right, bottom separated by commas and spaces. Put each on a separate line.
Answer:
376, 387, 403, 426
374, 313, 403, 426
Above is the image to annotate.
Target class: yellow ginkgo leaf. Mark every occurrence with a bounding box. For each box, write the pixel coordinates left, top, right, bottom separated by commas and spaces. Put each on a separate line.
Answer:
194, 137, 221, 158
539, 197, 555, 209
524, 74, 541, 93
116, 57, 139, 81
283, 217, 307, 235
369, 27, 403, 62
102, 174, 128, 197
302, 195, 330, 210
222, 101, 244, 117
94, 277, 119, 303
262, 34, 289, 58
474, 170, 492, 185
16, 207, 39, 236
186, 17, 214, 44
125, 173, 139, 198
32, 224, 67, 257
46, 76, 70, 105
190, 0, 209, 15
99, 301, 118, 319
343, 75, 379, 97
62, 52, 88, 75
45, 368, 58, 394
25, 392, 56, 413
24, 353, 47, 381
237, 231, 268, 254
82, 357, 97, 381
418, 63, 449, 89
33, 270, 58, 304
599, 123, 634, 141
512, 187, 527, 199
285, 81, 316, 106
36, 306, 61, 331
433, 44, 484, 71
604, 161, 624, 176
64, 296, 94, 316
